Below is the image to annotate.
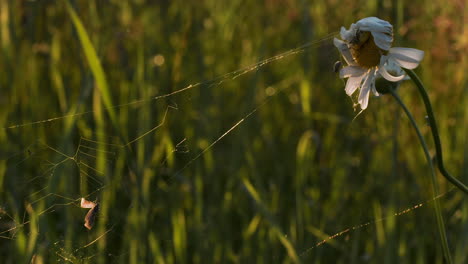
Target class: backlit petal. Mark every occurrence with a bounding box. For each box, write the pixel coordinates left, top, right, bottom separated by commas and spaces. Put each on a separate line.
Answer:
358, 82, 371, 109
357, 17, 393, 35
370, 69, 379, 96
355, 17, 393, 50
340, 66, 367, 78
358, 71, 375, 109
340, 25, 355, 42
389, 47, 424, 69
333, 38, 356, 65
371, 31, 393, 50
379, 64, 406, 82
345, 74, 365, 96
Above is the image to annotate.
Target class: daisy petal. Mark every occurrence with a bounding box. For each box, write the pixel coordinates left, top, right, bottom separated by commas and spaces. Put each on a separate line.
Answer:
358, 71, 375, 109
354, 17, 393, 50
379, 64, 406, 82
345, 75, 365, 96
333, 38, 356, 65
340, 66, 367, 78
371, 82, 379, 96
357, 17, 393, 35
370, 69, 379, 96
389, 47, 424, 69
340, 25, 355, 41
358, 82, 371, 110
356, 17, 393, 33
340, 26, 348, 40
371, 31, 393, 50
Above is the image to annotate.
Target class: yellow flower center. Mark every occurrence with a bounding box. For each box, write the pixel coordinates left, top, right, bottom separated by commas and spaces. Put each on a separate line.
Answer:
349, 31, 387, 68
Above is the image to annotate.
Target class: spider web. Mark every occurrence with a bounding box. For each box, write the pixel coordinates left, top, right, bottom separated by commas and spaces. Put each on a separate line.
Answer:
0, 32, 458, 262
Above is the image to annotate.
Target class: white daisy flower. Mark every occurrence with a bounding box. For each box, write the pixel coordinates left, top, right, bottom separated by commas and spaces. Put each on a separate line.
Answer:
334, 17, 425, 110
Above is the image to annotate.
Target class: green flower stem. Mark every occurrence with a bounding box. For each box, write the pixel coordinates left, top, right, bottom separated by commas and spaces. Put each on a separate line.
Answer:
390, 89, 453, 264
404, 69, 468, 194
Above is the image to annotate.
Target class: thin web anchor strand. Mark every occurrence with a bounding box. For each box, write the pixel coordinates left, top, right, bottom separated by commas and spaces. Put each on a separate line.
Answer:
3, 33, 337, 130
169, 75, 300, 182
2, 31, 354, 258
299, 189, 453, 257
1, 76, 299, 240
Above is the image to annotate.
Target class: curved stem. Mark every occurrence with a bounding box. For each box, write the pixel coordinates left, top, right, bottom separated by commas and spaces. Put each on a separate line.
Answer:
390, 90, 453, 264
404, 69, 468, 194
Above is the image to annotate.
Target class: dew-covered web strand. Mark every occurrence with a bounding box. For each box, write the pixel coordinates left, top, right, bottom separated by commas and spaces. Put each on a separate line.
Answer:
48, 217, 115, 261
0, 31, 392, 235
1, 136, 139, 260
0, 138, 112, 238
39, 140, 110, 186
298, 188, 455, 258
1, 33, 340, 259
3, 33, 339, 195
168, 74, 301, 183
2, 34, 339, 231
2, 30, 448, 259
20, 56, 330, 228
3, 32, 337, 130
52, 225, 116, 263
2, 36, 340, 227
0, 103, 178, 245
1, 138, 109, 196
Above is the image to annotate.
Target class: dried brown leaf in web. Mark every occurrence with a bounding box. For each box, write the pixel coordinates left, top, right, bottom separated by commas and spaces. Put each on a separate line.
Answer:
80, 198, 99, 230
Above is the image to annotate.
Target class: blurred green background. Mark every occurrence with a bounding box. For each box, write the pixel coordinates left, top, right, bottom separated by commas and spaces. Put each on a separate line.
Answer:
0, 0, 467, 263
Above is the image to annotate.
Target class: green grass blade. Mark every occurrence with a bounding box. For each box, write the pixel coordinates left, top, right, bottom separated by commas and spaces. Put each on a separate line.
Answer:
64, 1, 118, 127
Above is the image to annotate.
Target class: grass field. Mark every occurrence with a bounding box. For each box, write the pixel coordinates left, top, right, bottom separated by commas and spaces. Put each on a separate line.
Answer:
0, 0, 467, 263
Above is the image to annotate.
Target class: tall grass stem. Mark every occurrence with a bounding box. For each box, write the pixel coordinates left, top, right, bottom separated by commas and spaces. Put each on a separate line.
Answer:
404, 69, 468, 194
390, 89, 453, 264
